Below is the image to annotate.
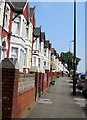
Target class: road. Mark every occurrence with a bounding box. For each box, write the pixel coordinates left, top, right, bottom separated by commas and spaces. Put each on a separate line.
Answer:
24, 77, 87, 118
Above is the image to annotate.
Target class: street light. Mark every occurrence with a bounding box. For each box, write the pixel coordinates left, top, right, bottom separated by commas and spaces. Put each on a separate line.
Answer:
68, 40, 74, 77
73, 0, 76, 96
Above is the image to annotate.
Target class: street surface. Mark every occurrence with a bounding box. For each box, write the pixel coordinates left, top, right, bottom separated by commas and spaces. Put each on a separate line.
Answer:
24, 77, 87, 118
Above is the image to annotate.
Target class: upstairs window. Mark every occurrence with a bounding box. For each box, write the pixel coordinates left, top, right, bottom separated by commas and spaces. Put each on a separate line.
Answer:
12, 16, 21, 35
39, 43, 41, 52
26, 26, 28, 39
22, 19, 26, 38
38, 58, 40, 67
4, 4, 10, 31
33, 57, 36, 66
44, 61, 46, 67
44, 49, 46, 56
34, 38, 37, 50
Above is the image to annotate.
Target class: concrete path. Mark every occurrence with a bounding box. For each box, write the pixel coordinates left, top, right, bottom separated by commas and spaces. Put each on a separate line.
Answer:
24, 77, 87, 118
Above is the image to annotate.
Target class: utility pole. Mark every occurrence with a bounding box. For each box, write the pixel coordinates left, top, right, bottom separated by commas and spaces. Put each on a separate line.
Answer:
73, 0, 76, 96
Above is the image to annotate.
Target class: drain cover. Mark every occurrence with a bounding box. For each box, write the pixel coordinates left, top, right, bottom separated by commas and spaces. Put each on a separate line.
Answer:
38, 98, 52, 104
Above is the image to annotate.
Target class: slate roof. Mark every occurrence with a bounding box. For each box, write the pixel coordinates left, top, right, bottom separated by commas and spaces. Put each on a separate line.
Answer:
30, 8, 35, 19
33, 27, 41, 37
44, 40, 49, 48
54, 49, 56, 55
41, 32, 45, 42
7, 0, 27, 13
56, 53, 59, 58
51, 48, 54, 54
49, 43, 51, 50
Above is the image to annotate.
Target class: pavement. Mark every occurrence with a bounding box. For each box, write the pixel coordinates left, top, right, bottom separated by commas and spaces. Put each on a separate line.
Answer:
24, 77, 87, 118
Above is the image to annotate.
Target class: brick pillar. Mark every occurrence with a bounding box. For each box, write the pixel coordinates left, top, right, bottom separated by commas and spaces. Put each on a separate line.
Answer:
45, 70, 49, 87
35, 72, 39, 101
1, 58, 19, 119
42, 73, 44, 93
39, 72, 42, 97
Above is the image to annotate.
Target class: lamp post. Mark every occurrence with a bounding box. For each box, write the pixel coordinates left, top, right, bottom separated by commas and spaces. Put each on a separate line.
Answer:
73, 0, 76, 96
69, 40, 74, 77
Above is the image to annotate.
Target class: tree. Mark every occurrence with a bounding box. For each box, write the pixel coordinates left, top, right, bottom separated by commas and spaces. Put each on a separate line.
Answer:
59, 51, 81, 75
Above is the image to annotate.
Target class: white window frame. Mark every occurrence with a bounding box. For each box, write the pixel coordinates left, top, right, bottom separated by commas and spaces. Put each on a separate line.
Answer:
11, 47, 18, 59
38, 58, 40, 67
25, 26, 28, 39
33, 56, 36, 66
23, 48, 27, 67
44, 49, 46, 56
12, 14, 21, 36
4, 4, 10, 31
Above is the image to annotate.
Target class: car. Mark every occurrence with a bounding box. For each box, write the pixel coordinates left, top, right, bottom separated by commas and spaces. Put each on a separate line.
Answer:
77, 74, 85, 90
50, 80, 56, 85
82, 75, 87, 96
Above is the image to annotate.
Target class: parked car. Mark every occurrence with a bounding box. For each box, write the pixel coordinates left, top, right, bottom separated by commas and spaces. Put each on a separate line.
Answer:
82, 75, 87, 96
50, 80, 56, 85
76, 73, 81, 84
77, 74, 85, 90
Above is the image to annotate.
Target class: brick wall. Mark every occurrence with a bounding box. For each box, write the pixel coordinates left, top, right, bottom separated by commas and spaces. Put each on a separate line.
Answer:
16, 72, 36, 118
2, 59, 36, 118
17, 87, 35, 118
18, 73, 35, 93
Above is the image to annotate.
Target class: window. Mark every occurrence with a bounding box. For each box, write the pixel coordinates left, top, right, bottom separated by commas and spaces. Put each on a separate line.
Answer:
34, 57, 36, 66
38, 58, 40, 67
34, 39, 37, 50
26, 27, 28, 39
11, 47, 18, 59
22, 19, 28, 39
44, 49, 46, 56
4, 4, 10, 30
44, 61, 46, 66
39, 43, 41, 52
12, 16, 21, 35
24, 48, 27, 67
13, 22, 20, 34
47, 62, 49, 67
51, 56, 53, 61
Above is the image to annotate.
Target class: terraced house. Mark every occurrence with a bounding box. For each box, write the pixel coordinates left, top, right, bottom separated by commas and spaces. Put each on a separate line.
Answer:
1, 1, 29, 72
31, 27, 42, 72
25, 7, 36, 73
44, 40, 51, 71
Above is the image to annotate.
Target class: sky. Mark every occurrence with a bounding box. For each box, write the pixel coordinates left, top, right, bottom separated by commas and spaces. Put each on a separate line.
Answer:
30, 2, 85, 73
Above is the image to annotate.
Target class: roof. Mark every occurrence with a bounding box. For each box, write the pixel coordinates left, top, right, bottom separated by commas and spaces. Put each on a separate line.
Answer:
30, 7, 35, 19
49, 43, 51, 50
44, 40, 49, 48
56, 53, 59, 58
41, 32, 45, 42
33, 27, 41, 37
8, 1, 27, 13
51, 48, 54, 54
54, 49, 56, 55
